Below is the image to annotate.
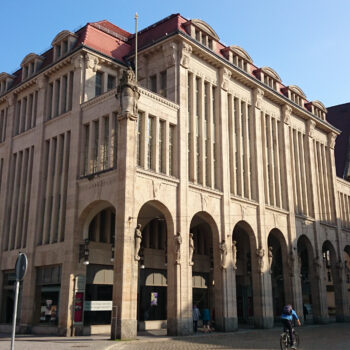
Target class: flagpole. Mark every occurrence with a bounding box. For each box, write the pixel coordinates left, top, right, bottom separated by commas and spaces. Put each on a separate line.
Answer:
135, 13, 138, 82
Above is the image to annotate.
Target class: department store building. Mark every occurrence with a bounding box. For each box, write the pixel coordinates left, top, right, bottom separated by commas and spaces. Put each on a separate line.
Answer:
0, 14, 349, 338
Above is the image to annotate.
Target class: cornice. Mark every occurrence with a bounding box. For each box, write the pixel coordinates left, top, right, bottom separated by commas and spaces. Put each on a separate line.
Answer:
139, 87, 180, 110
81, 87, 117, 111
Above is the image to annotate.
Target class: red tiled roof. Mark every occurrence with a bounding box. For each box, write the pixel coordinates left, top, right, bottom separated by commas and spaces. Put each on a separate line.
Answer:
92, 20, 131, 39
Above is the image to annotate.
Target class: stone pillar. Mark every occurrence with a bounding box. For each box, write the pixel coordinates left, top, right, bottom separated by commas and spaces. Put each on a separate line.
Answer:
305, 119, 329, 323
19, 75, 47, 331
251, 88, 274, 328
327, 132, 350, 322
162, 42, 177, 103
215, 67, 237, 331
111, 67, 140, 339
280, 105, 303, 317
56, 53, 85, 336
166, 42, 193, 336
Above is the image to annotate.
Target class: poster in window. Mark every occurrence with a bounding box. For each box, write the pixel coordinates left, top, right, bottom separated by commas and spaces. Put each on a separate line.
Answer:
151, 292, 158, 306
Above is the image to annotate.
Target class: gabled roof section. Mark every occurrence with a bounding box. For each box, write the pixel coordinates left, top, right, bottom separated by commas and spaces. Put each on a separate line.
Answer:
261, 66, 281, 82
79, 23, 131, 62
0, 72, 15, 80
91, 20, 131, 41
229, 45, 253, 63
191, 19, 220, 40
21, 53, 44, 66
52, 30, 77, 46
289, 85, 306, 98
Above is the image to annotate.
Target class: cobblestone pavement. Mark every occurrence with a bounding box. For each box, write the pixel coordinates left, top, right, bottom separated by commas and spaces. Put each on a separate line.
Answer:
0, 323, 349, 350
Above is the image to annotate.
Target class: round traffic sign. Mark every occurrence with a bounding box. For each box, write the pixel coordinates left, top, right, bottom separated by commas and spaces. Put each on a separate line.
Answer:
15, 253, 28, 281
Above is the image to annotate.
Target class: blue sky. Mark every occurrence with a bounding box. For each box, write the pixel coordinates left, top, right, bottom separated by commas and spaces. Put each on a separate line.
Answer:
1, 0, 349, 107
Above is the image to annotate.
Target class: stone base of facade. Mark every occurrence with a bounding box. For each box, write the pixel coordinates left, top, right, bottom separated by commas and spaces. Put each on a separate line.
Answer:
254, 316, 274, 329
111, 319, 137, 340
222, 317, 238, 331
167, 318, 193, 336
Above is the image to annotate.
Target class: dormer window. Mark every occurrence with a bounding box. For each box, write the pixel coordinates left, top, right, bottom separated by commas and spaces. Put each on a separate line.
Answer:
305, 100, 327, 120
222, 46, 252, 73
184, 19, 219, 51
0, 73, 15, 94
20, 53, 44, 81
253, 66, 281, 92
51, 30, 78, 61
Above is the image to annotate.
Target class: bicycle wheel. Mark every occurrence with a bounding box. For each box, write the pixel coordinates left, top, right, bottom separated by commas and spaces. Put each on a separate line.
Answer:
294, 332, 300, 347
280, 333, 288, 350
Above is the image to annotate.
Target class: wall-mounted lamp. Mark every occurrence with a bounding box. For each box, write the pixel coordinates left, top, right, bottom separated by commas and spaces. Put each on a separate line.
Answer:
111, 247, 115, 263
79, 239, 90, 265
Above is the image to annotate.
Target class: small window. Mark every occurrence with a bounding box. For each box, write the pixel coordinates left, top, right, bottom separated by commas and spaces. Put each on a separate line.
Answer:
150, 75, 157, 93
63, 40, 68, 54
56, 45, 61, 59
159, 71, 167, 97
208, 38, 213, 50
195, 30, 200, 41
107, 74, 116, 90
95, 71, 103, 96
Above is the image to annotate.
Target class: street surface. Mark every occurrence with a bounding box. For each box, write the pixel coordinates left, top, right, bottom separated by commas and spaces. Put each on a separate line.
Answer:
0, 323, 349, 349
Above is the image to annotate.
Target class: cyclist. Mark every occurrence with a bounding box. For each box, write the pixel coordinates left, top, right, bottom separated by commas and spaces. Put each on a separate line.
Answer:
281, 304, 301, 349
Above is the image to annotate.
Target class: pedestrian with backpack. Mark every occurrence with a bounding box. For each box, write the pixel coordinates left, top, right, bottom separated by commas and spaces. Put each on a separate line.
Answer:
281, 304, 301, 349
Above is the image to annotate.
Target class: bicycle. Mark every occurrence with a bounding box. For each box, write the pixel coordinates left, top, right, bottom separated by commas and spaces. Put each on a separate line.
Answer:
280, 327, 300, 350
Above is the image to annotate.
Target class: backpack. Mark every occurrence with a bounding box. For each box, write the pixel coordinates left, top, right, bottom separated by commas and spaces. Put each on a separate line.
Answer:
283, 305, 292, 315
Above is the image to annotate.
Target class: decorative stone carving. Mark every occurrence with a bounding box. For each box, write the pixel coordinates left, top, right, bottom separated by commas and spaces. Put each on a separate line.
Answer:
307, 119, 316, 138
219, 240, 227, 269
180, 42, 192, 69
116, 67, 140, 120
71, 54, 84, 69
152, 180, 161, 199
174, 232, 182, 264
86, 53, 99, 72
253, 88, 264, 109
221, 67, 232, 91
36, 75, 47, 90
327, 132, 337, 149
137, 55, 147, 81
189, 232, 194, 266
232, 240, 237, 270
282, 105, 292, 125
256, 248, 265, 274
201, 193, 208, 211
268, 246, 273, 274
134, 224, 142, 261
162, 42, 177, 67
6, 94, 15, 107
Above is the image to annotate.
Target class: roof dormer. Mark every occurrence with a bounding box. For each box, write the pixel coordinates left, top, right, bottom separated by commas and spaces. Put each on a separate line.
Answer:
221, 45, 252, 72
254, 66, 281, 91
51, 30, 78, 61
0, 72, 15, 95
20, 53, 44, 81
183, 19, 219, 51
305, 100, 327, 120
281, 85, 306, 108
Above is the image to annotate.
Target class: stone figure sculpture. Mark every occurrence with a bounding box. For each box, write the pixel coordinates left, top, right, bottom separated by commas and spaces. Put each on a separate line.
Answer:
134, 224, 142, 261
256, 248, 265, 274
219, 240, 227, 269
189, 233, 194, 266
268, 246, 273, 274
232, 240, 237, 270
175, 232, 182, 264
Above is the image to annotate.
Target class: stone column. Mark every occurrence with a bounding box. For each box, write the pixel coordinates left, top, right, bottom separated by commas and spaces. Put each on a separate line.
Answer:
305, 119, 329, 323
111, 67, 140, 339
19, 75, 47, 331
84, 53, 99, 102
280, 105, 303, 317
56, 53, 85, 336
166, 42, 193, 336
251, 88, 273, 328
327, 132, 350, 322
215, 67, 237, 331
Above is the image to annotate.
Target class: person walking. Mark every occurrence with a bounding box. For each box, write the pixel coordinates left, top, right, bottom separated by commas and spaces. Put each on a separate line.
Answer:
193, 305, 201, 333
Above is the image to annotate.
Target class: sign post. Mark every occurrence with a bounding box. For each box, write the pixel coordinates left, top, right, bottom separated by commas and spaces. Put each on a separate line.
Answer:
11, 253, 28, 350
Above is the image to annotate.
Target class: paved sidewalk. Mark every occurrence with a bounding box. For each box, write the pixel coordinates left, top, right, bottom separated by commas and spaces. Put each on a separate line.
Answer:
1, 323, 350, 350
